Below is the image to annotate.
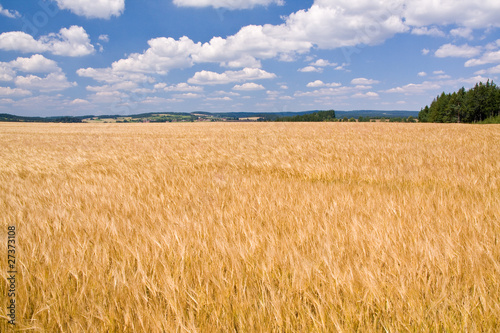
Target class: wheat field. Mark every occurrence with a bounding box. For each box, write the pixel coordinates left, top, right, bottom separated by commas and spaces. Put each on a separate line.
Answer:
0, 122, 499, 332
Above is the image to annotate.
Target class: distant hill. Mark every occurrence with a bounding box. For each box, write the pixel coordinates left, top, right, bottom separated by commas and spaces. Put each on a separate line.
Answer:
0, 110, 419, 123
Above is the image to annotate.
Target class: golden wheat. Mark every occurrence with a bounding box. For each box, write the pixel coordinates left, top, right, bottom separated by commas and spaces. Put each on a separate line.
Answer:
0, 122, 499, 332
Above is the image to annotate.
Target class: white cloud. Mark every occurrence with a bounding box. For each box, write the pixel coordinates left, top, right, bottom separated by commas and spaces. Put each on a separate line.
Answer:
9, 54, 60, 73
411, 26, 445, 37
213, 90, 240, 96
385, 82, 441, 94
295, 84, 370, 98
99, 35, 110, 42
0, 55, 73, 93
422, 48, 430, 55
475, 64, 500, 75
54, 0, 124, 19
435, 43, 481, 58
450, 27, 473, 40
81, 0, 409, 78
233, 83, 265, 91
418, 72, 427, 77
206, 96, 232, 101
307, 80, 326, 88
0, 5, 20, 18
173, 0, 283, 9
352, 91, 379, 98
306, 80, 341, 88
283, 0, 408, 49
0, 26, 95, 57
0, 32, 46, 54
194, 25, 311, 68
173, 93, 203, 99
15, 72, 76, 92
0, 98, 15, 104
485, 40, 500, 51
140, 97, 178, 105
163, 83, 204, 92
86, 81, 138, 92
298, 66, 322, 73
465, 50, 500, 67
351, 78, 380, 85
0, 65, 15, 82
76, 67, 153, 84
112, 37, 201, 74
188, 68, 276, 85
89, 91, 127, 104
0, 87, 32, 97
75, 0, 500, 93
309, 59, 337, 67
404, 0, 500, 29
70, 98, 90, 105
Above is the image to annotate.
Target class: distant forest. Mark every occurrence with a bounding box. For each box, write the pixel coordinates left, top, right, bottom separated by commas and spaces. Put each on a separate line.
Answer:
275, 110, 336, 122
418, 80, 500, 123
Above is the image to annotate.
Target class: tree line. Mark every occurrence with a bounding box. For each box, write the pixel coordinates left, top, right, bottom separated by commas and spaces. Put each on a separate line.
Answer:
418, 80, 500, 123
275, 110, 336, 122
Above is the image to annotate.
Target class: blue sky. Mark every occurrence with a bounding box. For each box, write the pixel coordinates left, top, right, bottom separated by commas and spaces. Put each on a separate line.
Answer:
0, 0, 499, 116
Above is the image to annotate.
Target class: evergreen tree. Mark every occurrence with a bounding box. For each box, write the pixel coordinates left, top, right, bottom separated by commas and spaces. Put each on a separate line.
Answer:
418, 81, 500, 123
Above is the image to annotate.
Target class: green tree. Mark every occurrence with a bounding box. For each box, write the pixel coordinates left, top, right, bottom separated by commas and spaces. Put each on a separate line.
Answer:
419, 81, 500, 123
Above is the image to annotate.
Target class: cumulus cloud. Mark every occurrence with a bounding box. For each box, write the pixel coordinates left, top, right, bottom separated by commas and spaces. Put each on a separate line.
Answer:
0, 55, 74, 93
435, 43, 481, 58
9, 54, 61, 73
351, 78, 380, 85
352, 91, 379, 98
385, 82, 442, 94
163, 83, 204, 92
0, 4, 20, 18
206, 96, 232, 101
15, 72, 76, 92
71, 98, 91, 105
411, 26, 446, 37
450, 27, 473, 40
309, 59, 337, 67
233, 83, 265, 91
86, 81, 139, 93
298, 66, 322, 73
281, 0, 408, 49
1, 55, 62, 83
76, 0, 408, 80
465, 50, 500, 67
173, 93, 203, 99
0, 87, 32, 97
76, 0, 500, 92
0, 65, 15, 82
474, 64, 500, 75
54, 0, 124, 19
99, 35, 110, 42
403, 0, 500, 29
112, 37, 201, 74
173, 0, 284, 9
188, 68, 276, 85
295, 84, 370, 97
77, 67, 153, 84
306, 80, 341, 88
193, 25, 311, 68
89, 91, 127, 104
0, 26, 95, 57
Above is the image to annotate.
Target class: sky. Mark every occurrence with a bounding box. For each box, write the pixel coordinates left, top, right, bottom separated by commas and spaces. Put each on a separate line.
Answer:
0, 0, 499, 117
